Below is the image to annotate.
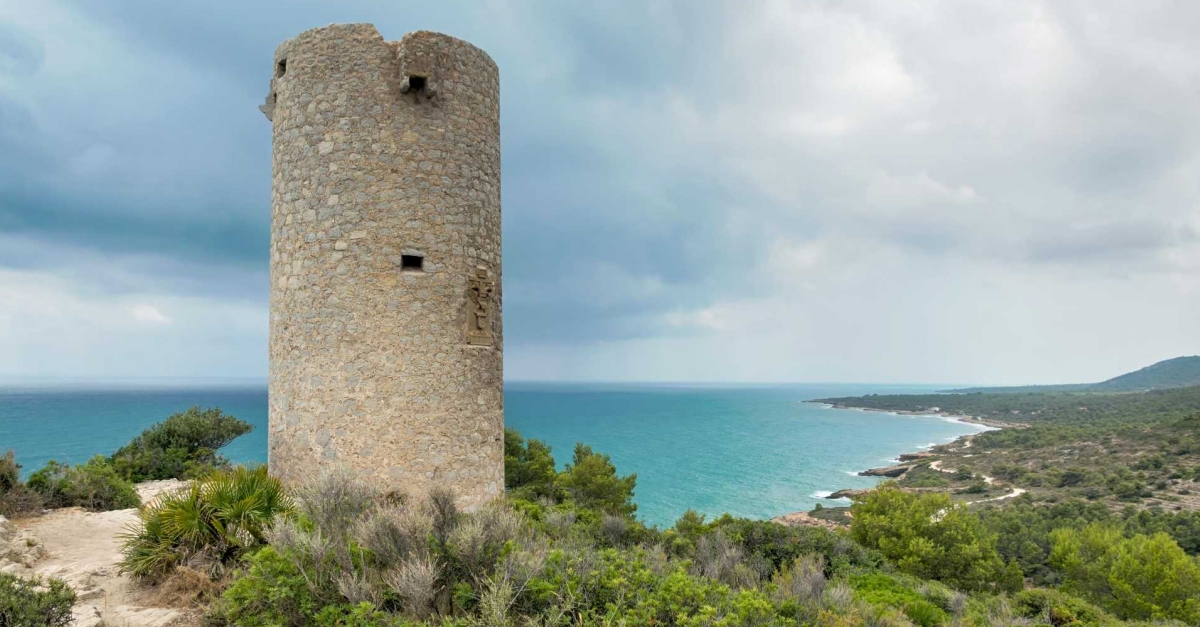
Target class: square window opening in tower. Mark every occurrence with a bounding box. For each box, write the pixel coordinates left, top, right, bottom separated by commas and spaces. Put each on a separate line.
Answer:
401, 255, 424, 272
276, 59, 287, 77
408, 75, 427, 91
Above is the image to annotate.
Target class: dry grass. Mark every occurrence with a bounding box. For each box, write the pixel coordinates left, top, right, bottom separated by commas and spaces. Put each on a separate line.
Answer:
383, 554, 441, 619
147, 565, 228, 609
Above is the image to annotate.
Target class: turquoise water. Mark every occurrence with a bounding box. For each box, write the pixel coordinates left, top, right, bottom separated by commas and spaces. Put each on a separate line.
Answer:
0, 381, 986, 527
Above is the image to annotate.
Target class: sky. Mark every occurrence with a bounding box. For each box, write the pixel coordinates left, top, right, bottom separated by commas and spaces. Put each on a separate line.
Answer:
0, 0, 1198, 385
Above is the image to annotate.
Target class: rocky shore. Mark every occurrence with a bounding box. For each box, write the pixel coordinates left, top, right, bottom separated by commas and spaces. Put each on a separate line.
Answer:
770, 404, 1021, 528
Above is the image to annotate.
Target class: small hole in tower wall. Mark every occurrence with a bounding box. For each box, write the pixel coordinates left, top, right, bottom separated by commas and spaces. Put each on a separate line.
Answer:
401, 255, 424, 272
408, 75, 427, 91
276, 59, 287, 77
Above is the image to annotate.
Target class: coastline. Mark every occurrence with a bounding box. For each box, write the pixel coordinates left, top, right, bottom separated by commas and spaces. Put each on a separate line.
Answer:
815, 401, 1018, 430
773, 402, 1019, 526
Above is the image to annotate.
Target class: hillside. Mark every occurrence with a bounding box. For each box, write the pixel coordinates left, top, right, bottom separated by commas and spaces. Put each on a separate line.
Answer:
814, 383, 1200, 512
945, 355, 1200, 393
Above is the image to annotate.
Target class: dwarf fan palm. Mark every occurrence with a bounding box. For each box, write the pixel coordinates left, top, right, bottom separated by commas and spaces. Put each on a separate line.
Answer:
120, 465, 294, 581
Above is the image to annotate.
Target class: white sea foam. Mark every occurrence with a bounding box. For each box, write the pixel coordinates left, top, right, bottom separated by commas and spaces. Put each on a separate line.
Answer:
812, 490, 834, 499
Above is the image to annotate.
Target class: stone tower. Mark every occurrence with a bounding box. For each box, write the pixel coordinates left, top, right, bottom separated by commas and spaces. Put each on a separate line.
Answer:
261, 24, 502, 510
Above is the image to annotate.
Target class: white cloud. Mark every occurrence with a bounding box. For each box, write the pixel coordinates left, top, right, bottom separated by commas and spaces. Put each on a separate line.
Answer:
0, 268, 265, 378
128, 303, 171, 325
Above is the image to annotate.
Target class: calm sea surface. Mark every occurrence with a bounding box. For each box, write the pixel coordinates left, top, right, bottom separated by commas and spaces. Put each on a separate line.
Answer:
0, 381, 986, 527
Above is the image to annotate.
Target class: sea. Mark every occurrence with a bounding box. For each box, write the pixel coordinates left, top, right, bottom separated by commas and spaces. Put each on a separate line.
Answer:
0, 381, 988, 527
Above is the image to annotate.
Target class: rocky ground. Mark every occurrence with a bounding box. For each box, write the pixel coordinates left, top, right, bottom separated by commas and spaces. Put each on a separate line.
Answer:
1, 480, 197, 627
770, 510, 844, 530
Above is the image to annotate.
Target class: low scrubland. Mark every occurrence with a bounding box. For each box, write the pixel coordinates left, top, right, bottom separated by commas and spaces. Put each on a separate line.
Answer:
0, 407, 250, 517
5, 408, 1200, 626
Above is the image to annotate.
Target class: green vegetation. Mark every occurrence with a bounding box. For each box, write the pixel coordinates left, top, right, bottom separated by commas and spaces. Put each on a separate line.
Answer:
0, 572, 76, 627
8, 391, 1198, 627
97, 426, 1200, 626
0, 451, 43, 517
109, 406, 253, 481
849, 484, 1007, 592
812, 376, 1200, 626
25, 455, 140, 511
847, 573, 948, 627
120, 465, 292, 581
945, 355, 1200, 393
819, 385, 1200, 513
558, 442, 638, 517
1, 407, 254, 516
505, 428, 639, 516
206, 461, 888, 626
503, 428, 558, 501
1050, 524, 1200, 623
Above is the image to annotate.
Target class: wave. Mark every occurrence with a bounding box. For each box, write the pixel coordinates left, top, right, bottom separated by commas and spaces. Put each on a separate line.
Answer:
812, 490, 834, 499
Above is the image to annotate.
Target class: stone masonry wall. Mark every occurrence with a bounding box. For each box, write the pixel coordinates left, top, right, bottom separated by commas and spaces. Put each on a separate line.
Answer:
263, 24, 502, 510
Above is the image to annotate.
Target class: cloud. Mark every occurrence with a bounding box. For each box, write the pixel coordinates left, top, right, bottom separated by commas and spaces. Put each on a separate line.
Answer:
128, 304, 171, 325
1, 0, 1198, 381
0, 269, 264, 378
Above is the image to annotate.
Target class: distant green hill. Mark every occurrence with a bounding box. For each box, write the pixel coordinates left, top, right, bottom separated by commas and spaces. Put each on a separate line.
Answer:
945, 355, 1200, 393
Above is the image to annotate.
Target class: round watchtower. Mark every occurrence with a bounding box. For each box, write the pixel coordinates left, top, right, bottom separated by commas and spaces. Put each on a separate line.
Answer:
261, 24, 502, 509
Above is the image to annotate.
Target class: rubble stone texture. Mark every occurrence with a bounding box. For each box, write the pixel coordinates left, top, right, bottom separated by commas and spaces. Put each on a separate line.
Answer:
262, 24, 503, 510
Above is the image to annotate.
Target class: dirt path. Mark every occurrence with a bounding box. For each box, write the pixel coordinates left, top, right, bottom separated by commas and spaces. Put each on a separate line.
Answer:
7, 481, 194, 627
928, 460, 1026, 504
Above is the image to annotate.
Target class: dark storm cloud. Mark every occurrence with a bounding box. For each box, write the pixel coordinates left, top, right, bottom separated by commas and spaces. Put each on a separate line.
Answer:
2, 0, 1199, 368
1, 1, 781, 344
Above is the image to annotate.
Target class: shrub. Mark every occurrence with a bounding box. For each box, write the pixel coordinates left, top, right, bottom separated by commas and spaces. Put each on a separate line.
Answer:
558, 443, 637, 517
120, 465, 292, 581
1013, 588, 1114, 627
26, 456, 140, 512
0, 452, 18, 494
211, 545, 318, 627
504, 428, 560, 501
692, 529, 759, 588
961, 480, 990, 494
296, 470, 379, 539
0, 572, 76, 627
220, 478, 469, 625
109, 406, 252, 481
0, 451, 44, 518
1049, 523, 1200, 623
850, 483, 1005, 591
849, 573, 949, 627
772, 554, 826, 604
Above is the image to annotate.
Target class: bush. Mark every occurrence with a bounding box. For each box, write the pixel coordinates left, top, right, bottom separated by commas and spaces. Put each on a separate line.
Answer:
110, 407, 252, 481
121, 465, 292, 581
1013, 588, 1114, 627
557, 443, 637, 518
216, 476, 454, 625
1050, 524, 1200, 623
26, 456, 140, 512
504, 428, 561, 502
0, 451, 44, 518
0, 572, 76, 627
849, 573, 949, 627
850, 483, 1005, 591
211, 545, 318, 627
0, 452, 18, 494
710, 516, 883, 577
